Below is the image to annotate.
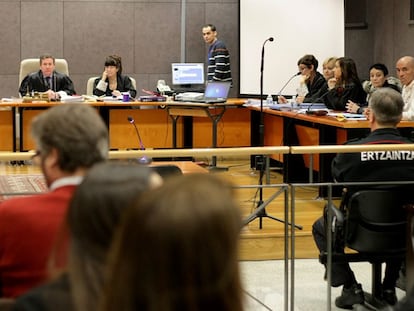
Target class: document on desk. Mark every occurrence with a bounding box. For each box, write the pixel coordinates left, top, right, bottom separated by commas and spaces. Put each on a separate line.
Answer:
327, 112, 367, 120
60, 95, 84, 103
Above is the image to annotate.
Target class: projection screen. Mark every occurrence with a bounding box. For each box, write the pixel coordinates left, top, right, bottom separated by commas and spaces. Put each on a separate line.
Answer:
240, 0, 345, 96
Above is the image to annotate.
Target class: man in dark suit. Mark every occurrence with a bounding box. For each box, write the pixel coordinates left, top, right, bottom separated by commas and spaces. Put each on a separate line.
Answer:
18, 54, 76, 99
0, 104, 108, 298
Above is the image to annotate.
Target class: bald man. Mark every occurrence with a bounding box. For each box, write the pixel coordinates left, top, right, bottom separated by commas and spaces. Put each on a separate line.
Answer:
396, 56, 414, 120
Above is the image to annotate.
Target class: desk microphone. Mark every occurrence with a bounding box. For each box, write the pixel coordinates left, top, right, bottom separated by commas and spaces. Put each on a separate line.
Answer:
127, 116, 152, 164
276, 72, 301, 103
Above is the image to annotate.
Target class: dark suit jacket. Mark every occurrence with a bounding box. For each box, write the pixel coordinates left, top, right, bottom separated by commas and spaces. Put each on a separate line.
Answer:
19, 71, 76, 96
93, 74, 137, 98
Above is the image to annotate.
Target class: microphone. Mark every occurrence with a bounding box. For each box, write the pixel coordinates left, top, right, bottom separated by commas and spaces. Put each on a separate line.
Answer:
276, 72, 301, 102
127, 116, 152, 164
260, 37, 275, 74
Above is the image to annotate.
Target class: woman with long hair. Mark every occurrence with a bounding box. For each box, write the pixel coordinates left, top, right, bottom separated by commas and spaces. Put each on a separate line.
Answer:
324, 57, 366, 111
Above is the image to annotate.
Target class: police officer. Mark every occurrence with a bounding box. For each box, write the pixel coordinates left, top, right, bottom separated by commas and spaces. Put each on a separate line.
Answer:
312, 88, 414, 309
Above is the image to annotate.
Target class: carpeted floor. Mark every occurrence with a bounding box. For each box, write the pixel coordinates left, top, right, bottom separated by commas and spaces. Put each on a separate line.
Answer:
0, 174, 47, 201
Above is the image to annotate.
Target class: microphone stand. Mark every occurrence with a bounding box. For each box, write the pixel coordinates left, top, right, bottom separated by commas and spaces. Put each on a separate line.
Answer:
245, 37, 302, 231
127, 116, 152, 165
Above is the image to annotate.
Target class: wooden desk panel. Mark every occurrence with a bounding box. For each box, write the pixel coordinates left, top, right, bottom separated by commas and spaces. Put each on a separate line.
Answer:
0, 109, 14, 151
295, 124, 320, 171
109, 108, 183, 149
263, 113, 284, 162
22, 109, 44, 151
192, 107, 250, 148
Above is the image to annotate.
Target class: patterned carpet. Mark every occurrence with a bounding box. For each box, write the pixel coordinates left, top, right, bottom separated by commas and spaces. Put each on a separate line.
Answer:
0, 174, 47, 201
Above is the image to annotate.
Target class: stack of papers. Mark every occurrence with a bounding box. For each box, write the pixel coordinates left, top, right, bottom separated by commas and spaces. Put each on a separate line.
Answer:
327, 112, 367, 120
60, 95, 84, 103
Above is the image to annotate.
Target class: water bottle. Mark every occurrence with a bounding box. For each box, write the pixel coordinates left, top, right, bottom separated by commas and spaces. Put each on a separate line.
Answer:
266, 94, 273, 105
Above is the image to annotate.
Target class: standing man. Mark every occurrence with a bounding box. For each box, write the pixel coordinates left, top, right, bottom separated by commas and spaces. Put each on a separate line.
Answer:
202, 24, 232, 83
0, 104, 108, 298
312, 88, 414, 309
396, 55, 414, 120
19, 54, 76, 99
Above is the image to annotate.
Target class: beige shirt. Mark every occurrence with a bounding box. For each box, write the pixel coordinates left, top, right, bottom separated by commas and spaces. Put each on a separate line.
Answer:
402, 79, 414, 120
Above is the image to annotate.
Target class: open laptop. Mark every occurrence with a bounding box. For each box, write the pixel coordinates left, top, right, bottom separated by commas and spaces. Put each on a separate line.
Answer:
175, 81, 231, 103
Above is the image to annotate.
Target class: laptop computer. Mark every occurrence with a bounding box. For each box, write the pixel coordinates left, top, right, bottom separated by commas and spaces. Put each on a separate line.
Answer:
175, 81, 231, 103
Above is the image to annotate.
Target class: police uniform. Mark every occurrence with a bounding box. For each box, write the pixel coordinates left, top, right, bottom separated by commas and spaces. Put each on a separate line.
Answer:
313, 127, 414, 289
332, 128, 414, 185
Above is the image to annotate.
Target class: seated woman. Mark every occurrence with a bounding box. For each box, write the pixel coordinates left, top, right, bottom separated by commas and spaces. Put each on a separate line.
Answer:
93, 55, 137, 98
322, 57, 337, 81
346, 63, 402, 114
278, 54, 326, 103
101, 174, 244, 311
324, 57, 366, 111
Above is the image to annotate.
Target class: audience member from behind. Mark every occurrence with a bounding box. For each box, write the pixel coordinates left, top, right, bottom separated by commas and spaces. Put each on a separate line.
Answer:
13, 163, 162, 311
278, 54, 326, 104
396, 55, 414, 120
19, 54, 76, 100
347, 63, 402, 114
101, 174, 243, 311
0, 104, 108, 298
312, 88, 414, 309
93, 55, 137, 98
324, 57, 366, 111
202, 24, 232, 83
322, 57, 337, 81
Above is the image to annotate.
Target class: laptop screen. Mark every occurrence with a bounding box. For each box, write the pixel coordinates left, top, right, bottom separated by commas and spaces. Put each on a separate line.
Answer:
204, 81, 231, 100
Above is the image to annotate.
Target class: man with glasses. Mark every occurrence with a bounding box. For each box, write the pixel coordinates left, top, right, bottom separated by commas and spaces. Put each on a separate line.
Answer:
0, 104, 108, 298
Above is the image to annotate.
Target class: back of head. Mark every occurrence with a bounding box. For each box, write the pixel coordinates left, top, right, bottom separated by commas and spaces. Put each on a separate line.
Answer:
31, 104, 108, 172
103, 174, 243, 311
67, 162, 160, 311
369, 88, 403, 126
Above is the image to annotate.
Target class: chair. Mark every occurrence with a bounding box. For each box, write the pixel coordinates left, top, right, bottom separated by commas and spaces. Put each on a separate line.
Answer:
19, 58, 69, 86
320, 190, 407, 309
86, 76, 137, 95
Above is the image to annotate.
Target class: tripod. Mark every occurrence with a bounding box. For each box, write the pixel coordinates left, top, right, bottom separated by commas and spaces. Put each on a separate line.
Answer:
244, 37, 302, 231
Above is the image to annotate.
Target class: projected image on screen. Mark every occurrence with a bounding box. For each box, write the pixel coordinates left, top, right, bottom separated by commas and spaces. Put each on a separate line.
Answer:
172, 63, 205, 86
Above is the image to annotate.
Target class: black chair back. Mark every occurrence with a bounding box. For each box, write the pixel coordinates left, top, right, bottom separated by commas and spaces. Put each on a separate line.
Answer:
345, 190, 406, 253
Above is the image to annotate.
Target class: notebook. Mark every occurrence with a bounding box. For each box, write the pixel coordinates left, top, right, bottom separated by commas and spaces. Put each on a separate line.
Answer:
175, 81, 231, 103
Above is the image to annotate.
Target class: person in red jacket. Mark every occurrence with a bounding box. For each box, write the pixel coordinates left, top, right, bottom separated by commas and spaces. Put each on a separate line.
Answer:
0, 104, 108, 298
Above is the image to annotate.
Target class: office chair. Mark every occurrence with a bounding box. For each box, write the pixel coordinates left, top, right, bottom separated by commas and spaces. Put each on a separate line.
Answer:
320, 190, 407, 309
19, 58, 69, 86
86, 76, 137, 95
